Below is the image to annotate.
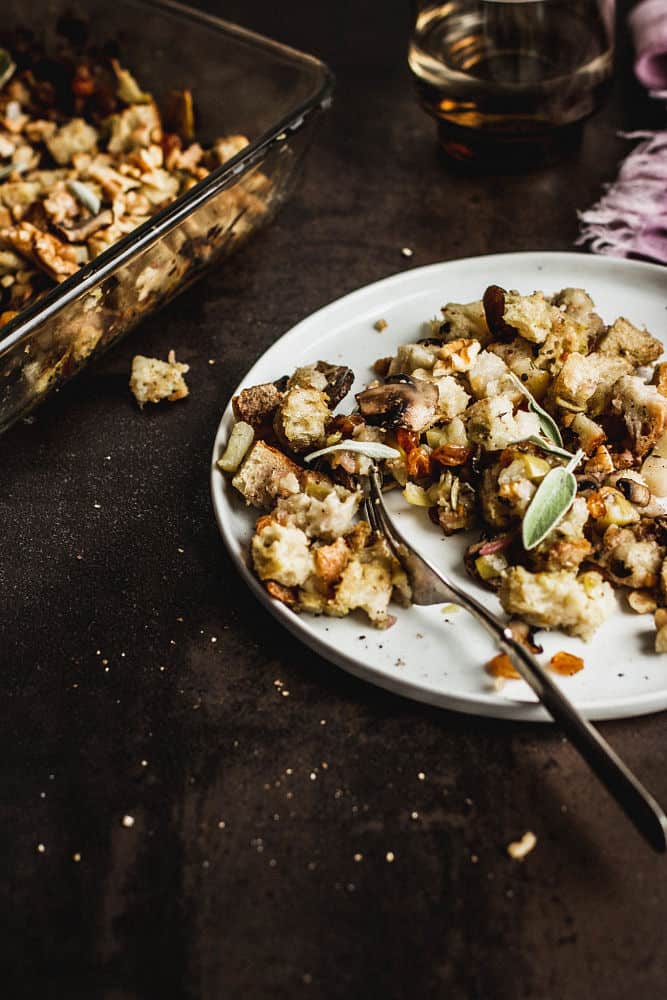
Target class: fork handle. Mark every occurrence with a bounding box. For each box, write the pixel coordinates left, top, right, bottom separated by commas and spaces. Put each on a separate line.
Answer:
446, 579, 667, 853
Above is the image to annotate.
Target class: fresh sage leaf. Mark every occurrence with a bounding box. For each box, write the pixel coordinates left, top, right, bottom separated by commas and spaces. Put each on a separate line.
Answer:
528, 435, 576, 461
305, 440, 400, 463
522, 449, 584, 550
508, 372, 563, 448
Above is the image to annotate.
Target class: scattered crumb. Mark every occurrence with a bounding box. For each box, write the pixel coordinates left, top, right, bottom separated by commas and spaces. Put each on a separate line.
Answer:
417, 771, 426, 781
36, 843, 46, 854
400, 247, 413, 258
72, 852, 81, 862
121, 814, 135, 828
374, 318, 388, 332
385, 851, 396, 863
354, 852, 363, 862
441, 604, 460, 614
129, 349, 189, 407
506, 830, 537, 861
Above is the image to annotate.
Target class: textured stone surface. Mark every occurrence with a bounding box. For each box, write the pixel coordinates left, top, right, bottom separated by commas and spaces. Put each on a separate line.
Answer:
2, 2, 666, 998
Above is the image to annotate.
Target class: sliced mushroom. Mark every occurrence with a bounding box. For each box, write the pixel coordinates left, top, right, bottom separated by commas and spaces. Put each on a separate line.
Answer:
314, 361, 354, 407
355, 377, 437, 432
615, 477, 651, 507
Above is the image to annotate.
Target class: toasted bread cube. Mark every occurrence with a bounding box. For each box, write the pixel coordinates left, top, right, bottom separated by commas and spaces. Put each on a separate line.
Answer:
130, 350, 189, 407
273, 386, 330, 453
434, 375, 470, 419
330, 540, 397, 627
232, 440, 302, 509
600, 526, 663, 588
571, 412, 606, 455
502, 290, 560, 345
549, 352, 598, 411
498, 567, 615, 641
466, 396, 540, 451
440, 300, 491, 346
597, 317, 662, 366
467, 350, 509, 399
252, 520, 312, 587
552, 287, 604, 338
232, 382, 283, 428
612, 375, 667, 457
274, 483, 359, 541
585, 354, 633, 417
313, 537, 351, 583
387, 343, 440, 375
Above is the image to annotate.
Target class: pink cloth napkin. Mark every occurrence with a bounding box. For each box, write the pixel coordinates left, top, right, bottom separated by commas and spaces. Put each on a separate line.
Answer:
578, 0, 667, 263
629, 0, 667, 92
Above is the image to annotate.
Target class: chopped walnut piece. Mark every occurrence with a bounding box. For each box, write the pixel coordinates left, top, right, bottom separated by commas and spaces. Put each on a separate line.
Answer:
433, 338, 481, 375
506, 831, 537, 861
549, 651, 584, 676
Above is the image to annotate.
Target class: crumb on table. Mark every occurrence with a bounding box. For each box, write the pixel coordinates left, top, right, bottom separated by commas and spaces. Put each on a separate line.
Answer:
130, 349, 189, 407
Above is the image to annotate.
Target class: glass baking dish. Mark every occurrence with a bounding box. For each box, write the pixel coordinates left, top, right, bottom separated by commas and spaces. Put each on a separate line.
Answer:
0, 0, 333, 433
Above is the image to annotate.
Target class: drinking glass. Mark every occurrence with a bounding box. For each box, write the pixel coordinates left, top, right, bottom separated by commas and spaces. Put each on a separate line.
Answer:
409, 0, 616, 169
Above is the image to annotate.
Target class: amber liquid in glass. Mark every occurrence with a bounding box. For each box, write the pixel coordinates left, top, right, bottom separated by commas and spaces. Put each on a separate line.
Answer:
409, 0, 614, 168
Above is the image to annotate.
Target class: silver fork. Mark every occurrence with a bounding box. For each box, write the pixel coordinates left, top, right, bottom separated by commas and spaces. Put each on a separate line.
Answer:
363, 466, 667, 853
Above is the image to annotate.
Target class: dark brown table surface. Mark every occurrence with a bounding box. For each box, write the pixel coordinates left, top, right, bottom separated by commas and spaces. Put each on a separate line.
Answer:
3, 2, 666, 998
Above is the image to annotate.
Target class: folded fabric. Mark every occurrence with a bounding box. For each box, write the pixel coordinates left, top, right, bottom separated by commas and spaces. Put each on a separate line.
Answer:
629, 0, 667, 92
577, 130, 667, 262
578, 0, 667, 263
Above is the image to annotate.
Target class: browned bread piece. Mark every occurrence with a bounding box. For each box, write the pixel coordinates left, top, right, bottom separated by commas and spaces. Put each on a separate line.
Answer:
232, 440, 302, 509
612, 375, 667, 457
597, 317, 663, 366
232, 382, 284, 428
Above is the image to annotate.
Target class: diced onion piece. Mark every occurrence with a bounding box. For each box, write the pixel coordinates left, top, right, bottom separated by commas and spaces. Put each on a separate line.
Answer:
641, 455, 667, 498
217, 421, 254, 473
402, 482, 431, 507
475, 552, 508, 580
426, 427, 448, 449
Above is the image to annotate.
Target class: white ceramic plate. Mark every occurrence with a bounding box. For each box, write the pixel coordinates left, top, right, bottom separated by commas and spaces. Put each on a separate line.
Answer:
211, 252, 667, 721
